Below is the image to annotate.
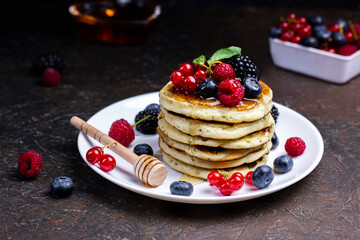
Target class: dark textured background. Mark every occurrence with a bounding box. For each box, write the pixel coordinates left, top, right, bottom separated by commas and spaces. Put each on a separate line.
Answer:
1, 1, 360, 239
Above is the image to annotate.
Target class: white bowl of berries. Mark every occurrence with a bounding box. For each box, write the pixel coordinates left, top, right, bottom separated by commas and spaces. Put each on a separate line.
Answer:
268, 12, 360, 84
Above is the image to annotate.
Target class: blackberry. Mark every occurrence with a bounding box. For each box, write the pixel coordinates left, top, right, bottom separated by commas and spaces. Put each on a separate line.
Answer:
134, 109, 159, 134
31, 53, 65, 76
270, 105, 279, 123
224, 55, 260, 80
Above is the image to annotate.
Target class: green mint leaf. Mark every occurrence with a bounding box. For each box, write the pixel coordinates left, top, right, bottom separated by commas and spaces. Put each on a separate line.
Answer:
193, 55, 207, 67
207, 46, 241, 65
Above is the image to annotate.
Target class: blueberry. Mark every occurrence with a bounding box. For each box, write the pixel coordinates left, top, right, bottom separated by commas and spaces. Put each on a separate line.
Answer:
313, 25, 331, 43
274, 155, 294, 173
335, 18, 349, 31
307, 14, 326, 26
242, 77, 262, 99
196, 78, 218, 99
145, 103, 160, 113
170, 181, 194, 196
331, 32, 346, 46
300, 36, 319, 48
133, 143, 153, 156
251, 165, 274, 189
269, 26, 282, 38
271, 132, 279, 150
50, 176, 74, 197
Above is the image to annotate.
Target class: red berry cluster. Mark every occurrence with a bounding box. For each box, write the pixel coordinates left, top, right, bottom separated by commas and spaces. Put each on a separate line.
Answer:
170, 62, 207, 92
279, 12, 311, 43
169, 62, 244, 107
86, 145, 116, 172
207, 170, 256, 196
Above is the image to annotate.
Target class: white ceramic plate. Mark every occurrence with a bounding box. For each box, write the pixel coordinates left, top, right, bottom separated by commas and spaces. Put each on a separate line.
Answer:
76, 92, 324, 204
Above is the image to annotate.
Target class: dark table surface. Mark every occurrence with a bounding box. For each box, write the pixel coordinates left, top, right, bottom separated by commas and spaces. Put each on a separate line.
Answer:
1, 1, 360, 239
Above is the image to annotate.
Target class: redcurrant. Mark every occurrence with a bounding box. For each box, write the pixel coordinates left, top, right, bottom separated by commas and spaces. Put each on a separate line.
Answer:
193, 64, 207, 72
245, 171, 254, 186
86, 146, 103, 164
178, 62, 194, 76
290, 23, 302, 32
298, 25, 312, 37
219, 181, 234, 196
344, 31, 355, 43
279, 21, 289, 31
182, 75, 197, 93
291, 35, 301, 44
170, 71, 183, 88
280, 31, 292, 41
286, 12, 296, 19
207, 171, 225, 187
228, 172, 244, 191
99, 154, 116, 172
327, 48, 336, 53
296, 16, 307, 26
329, 23, 340, 33
194, 70, 207, 83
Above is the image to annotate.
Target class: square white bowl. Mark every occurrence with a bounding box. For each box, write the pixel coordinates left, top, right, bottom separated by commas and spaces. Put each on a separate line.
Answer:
269, 37, 360, 84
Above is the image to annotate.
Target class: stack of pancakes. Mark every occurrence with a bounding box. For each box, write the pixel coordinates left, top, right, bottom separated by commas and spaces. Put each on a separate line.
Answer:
158, 81, 275, 180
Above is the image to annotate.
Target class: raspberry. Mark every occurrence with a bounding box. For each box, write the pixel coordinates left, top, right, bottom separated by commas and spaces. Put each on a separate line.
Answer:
18, 150, 43, 179
134, 109, 159, 134
212, 63, 236, 83
108, 119, 135, 147
217, 79, 244, 107
42, 68, 60, 87
338, 44, 358, 56
285, 137, 306, 157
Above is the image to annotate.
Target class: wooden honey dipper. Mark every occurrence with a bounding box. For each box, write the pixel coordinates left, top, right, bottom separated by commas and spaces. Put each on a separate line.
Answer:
70, 116, 167, 187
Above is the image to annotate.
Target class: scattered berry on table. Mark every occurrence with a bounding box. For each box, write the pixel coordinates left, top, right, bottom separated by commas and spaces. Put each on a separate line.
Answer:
170, 181, 194, 196
86, 146, 103, 164
145, 103, 161, 113
134, 109, 159, 134
50, 176, 74, 197
108, 119, 135, 147
218, 79, 244, 107
133, 143, 153, 156
31, 52, 64, 76
42, 68, 60, 87
271, 132, 279, 150
241, 76, 262, 99
274, 155, 294, 173
170, 70, 183, 88
270, 105, 279, 123
196, 78, 218, 99
245, 171, 254, 186
18, 150, 43, 179
99, 154, 116, 172
212, 63, 236, 83
285, 137, 306, 157
224, 55, 261, 80
251, 165, 274, 189
178, 62, 194, 76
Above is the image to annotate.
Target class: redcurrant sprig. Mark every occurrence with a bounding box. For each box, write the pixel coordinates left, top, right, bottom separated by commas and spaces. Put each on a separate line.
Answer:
207, 170, 245, 196
86, 142, 117, 172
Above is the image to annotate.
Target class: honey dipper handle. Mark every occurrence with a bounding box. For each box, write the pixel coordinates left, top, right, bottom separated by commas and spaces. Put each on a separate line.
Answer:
70, 116, 138, 165
70, 116, 167, 187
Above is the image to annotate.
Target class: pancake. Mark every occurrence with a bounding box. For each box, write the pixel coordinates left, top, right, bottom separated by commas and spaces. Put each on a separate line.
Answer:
158, 128, 265, 161
161, 151, 269, 180
159, 81, 273, 123
161, 108, 275, 140
158, 115, 275, 149
159, 137, 271, 169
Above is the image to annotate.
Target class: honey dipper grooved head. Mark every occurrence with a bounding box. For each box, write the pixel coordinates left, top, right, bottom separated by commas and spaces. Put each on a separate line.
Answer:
134, 155, 167, 187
